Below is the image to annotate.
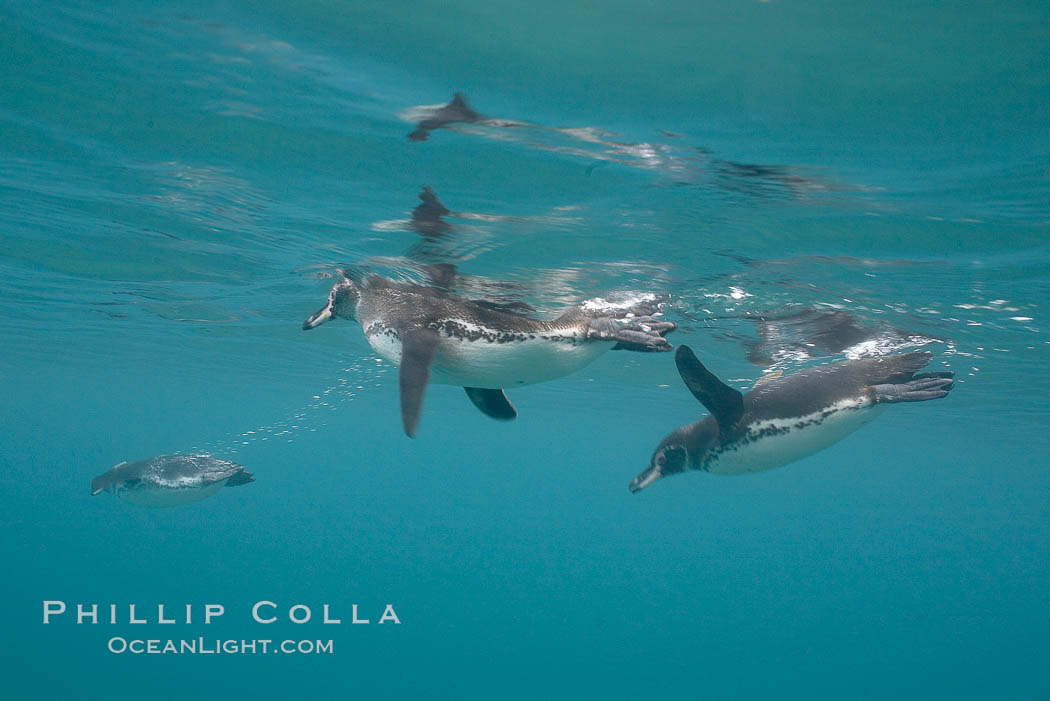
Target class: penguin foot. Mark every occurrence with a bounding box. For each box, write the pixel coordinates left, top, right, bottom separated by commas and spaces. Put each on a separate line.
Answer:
872, 374, 954, 403
586, 317, 675, 352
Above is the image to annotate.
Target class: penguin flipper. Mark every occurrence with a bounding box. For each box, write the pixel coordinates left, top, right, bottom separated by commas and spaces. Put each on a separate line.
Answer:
674, 345, 744, 430
399, 329, 441, 437
464, 388, 518, 421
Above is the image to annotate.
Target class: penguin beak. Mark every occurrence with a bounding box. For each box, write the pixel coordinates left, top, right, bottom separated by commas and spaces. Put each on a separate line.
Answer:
302, 303, 333, 330
628, 465, 661, 494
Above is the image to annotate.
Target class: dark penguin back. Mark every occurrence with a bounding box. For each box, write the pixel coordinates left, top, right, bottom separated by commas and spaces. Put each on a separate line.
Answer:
743, 351, 934, 422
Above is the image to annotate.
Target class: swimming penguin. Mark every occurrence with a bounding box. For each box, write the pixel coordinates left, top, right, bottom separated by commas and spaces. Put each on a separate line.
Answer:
303, 272, 676, 436
630, 346, 954, 492
91, 454, 254, 507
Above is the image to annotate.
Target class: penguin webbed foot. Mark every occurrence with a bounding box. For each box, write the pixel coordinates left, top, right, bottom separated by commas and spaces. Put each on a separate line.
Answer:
587, 317, 675, 352
872, 373, 955, 403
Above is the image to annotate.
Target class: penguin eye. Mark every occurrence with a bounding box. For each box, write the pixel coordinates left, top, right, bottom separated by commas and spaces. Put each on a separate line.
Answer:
661, 446, 686, 472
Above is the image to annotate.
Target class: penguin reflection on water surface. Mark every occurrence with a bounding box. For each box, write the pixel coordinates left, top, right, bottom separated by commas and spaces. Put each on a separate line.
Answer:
303, 271, 675, 436
631, 346, 954, 492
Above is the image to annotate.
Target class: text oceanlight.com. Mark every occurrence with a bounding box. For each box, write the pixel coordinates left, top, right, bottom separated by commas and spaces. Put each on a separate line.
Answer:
107, 638, 334, 655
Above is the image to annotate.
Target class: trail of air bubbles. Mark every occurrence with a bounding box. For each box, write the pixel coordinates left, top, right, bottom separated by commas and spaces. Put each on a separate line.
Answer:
187, 357, 390, 456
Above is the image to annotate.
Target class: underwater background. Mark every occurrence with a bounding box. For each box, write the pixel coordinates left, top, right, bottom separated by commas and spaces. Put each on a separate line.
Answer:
1, 0, 1048, 698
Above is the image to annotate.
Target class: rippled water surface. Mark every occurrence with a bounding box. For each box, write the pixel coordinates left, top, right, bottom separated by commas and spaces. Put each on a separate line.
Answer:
2, 1, 1048, 698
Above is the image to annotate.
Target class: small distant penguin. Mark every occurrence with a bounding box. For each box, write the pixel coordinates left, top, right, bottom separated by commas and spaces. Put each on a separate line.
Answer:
630, 346, 954, 492
303, 272, 676, 436
91, 454, 254, 507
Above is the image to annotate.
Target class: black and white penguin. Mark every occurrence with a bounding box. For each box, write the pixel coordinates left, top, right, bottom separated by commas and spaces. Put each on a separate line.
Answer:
302, 272, 675, 436
630, 346, 954, 492
90, 454, 254, 507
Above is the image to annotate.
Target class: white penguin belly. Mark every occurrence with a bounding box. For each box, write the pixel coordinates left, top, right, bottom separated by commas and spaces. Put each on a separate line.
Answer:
708, 398, 887, 475
115, 479, 228, 507
364, 323, 612, 387
366, 327, 405, 367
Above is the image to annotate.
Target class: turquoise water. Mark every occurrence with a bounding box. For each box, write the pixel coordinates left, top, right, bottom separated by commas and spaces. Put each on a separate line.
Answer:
2, 0, 1049, 698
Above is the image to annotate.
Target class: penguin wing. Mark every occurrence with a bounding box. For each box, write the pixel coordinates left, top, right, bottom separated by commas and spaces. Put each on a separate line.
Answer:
464, 387, 518, 421
675, 345, 744, 431
399, 328, 441, 437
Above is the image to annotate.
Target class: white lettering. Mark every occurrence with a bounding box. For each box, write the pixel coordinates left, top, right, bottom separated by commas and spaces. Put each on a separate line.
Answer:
204, 604, 224, 624
289, 604, 311, 624
252, 601, 277, 624
379, 605, 401, 625
42, 600, 66, 624
77, 604, 97, 625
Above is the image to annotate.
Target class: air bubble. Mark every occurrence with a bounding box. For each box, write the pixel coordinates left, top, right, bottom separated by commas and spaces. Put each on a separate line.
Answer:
190, 357, 386, 454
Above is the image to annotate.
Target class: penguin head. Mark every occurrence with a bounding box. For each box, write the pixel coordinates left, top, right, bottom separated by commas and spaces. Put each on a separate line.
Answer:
303, 275, 361, 329
630, 438, 688, 493
630, 422, 716, 493
90, 474, 114, 496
